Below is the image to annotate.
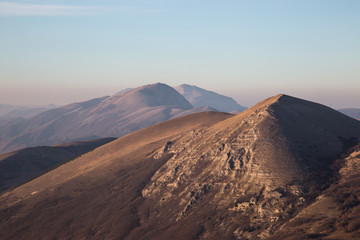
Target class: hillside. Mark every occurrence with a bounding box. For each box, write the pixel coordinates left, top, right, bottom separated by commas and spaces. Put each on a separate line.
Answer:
269, 142, 360, 240
0, 95, 359, 239
175, 84, 247, 112
0, 138, 115, 193
0, 111, 232, 240
141, 94, 360, 239
0, 83, 193, 154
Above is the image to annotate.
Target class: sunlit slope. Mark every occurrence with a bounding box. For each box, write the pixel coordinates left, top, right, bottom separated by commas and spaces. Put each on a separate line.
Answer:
0, 111, 231, 240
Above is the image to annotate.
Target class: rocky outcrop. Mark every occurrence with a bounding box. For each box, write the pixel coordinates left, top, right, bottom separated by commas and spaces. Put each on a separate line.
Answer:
1, 94, 359, 240
142, 94, 360, 239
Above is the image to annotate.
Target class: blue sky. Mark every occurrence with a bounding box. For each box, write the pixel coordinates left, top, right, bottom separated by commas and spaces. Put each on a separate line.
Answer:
1, 0, 359, 108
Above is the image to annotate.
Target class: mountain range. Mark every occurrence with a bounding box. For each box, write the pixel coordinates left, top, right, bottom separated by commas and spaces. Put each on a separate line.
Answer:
0, 93, 359, 239
0, 83, 246, 154
0, 104, 56, 120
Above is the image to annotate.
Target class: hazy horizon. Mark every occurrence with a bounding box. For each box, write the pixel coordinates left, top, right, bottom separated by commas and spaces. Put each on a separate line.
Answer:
1, 83, 358, 110
1, 0, 359, 108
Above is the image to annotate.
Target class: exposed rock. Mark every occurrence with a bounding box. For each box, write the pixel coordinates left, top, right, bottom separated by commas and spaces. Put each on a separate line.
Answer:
1, 94, 359, 240
143, 94, 360, 239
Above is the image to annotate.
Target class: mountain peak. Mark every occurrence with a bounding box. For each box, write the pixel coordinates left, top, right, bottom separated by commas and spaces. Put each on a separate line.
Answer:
112, 83, 193, 109
176, 84, 203, 93
0, 83, 193, 153
174, 84, 247, 112
272, 93, 287, 101
142, 94, 360, 238
135, 82, 170, 91
1, 94, 360, 239
248, 93, 288, 108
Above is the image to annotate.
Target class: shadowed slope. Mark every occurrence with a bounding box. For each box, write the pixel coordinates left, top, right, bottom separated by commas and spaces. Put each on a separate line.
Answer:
269, 142, 360, 240
0, 138, 116, 193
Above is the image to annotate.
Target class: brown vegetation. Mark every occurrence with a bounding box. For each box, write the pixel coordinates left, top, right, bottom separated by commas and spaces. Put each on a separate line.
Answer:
0, 95, 359, 239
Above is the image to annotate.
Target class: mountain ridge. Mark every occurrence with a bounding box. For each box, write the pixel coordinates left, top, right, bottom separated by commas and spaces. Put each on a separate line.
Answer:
141, 93, 360, 238
0, 94, 359, 239
0, 104, 57, 120
0, 83, 193, 154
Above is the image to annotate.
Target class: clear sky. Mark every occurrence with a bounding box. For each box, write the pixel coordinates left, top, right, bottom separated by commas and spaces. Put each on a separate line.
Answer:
1, 0, 359, 108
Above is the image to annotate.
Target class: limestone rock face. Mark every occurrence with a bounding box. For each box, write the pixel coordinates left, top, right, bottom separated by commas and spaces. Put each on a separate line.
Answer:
143, 94, 360, 239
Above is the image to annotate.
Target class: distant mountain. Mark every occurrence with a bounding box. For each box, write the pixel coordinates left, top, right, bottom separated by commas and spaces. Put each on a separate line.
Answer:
1, 95, 359, 240
0, 83, 193, 154
338, 108, 360, 120
174, 84, 247, 112
0, 104, 56, 120
0, 104, 20, 118
0, 138, 115, 193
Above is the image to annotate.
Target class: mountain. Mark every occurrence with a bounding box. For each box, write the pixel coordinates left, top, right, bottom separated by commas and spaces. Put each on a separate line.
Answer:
0, 138, 115, 193
0, 83, 193, 154
338, 108, 360, 120
0, 111, 232, 240
141, 94, 360, 239
175, 84, 247, 112
1, 95, 360, 240
0, 104, 56, 120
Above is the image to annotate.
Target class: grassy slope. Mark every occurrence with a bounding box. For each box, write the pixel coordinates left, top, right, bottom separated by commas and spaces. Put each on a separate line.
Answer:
0, 111, 232, 240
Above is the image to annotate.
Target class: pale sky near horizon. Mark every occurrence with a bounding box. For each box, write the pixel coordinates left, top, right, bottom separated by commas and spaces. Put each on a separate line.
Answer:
1, 0, 359, 108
